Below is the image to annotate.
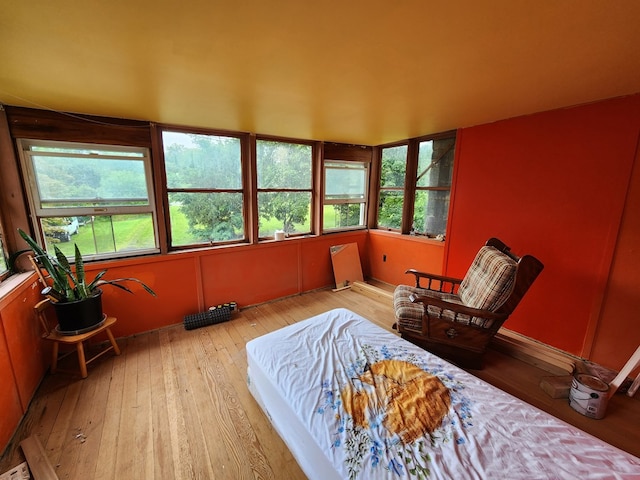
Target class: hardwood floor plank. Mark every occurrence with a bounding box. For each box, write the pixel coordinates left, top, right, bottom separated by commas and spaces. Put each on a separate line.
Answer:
93, 336, 128, 480
114, 332, 155, 478
147, 331, 174, 480
177, 327, 241, 479
56, 354, 112, 479
158, 328, 197, 479
42, 380, 83, 469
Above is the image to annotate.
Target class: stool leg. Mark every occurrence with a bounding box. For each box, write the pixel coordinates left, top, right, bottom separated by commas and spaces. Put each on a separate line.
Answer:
76, 342, 88, 379
105, 328, 121, 355
51, 341, 59, 374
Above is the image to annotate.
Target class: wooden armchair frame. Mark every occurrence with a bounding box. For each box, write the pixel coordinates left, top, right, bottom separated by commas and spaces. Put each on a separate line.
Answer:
395, 238, 544, 368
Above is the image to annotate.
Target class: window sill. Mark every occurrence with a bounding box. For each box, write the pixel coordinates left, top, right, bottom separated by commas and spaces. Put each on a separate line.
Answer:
369, 229, 446, 245
0, 271, 37, 309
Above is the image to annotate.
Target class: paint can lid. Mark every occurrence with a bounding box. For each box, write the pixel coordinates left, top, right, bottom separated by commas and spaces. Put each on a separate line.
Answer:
575, 374, 609, 392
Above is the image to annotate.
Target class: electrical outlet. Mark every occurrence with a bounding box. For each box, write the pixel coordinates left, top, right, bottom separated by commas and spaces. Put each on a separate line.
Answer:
383, 254, 387, 262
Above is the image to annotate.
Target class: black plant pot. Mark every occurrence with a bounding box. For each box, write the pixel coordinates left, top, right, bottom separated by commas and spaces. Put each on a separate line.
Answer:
53, 289, 104, 334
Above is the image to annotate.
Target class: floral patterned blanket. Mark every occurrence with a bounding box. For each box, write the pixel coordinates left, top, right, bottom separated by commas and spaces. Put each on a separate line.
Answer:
246, 308, 640, 480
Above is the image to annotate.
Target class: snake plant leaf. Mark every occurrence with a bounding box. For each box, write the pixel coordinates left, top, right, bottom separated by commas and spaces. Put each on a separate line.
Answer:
19, 229, 69, 296
86, 270, 109, 291
53, 245, 81, 300
94, 278, 157, 296
73, 244, 90, 298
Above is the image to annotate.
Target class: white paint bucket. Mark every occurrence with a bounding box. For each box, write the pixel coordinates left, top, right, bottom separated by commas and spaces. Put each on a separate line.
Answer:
569, 374, 609, 419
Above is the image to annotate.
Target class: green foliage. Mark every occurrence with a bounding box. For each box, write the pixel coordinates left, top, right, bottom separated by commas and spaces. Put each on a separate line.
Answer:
378, 192, 404, 230
380, 146, 408, 188
378, 146, 408, 229
164, 134, 244, 242
257, 141, 312, 234
18, 229, 156, 302
33, 154, 147, 203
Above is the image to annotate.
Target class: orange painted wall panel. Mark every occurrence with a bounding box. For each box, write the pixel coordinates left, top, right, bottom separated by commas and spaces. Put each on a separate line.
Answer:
88, 231, 370, 336
446, 95, 640, 359
591, 143, 640, 369
0, 314, 24, 455
1, 279, 48, 411
368, 231, 445, 285
200, 243, 300, 309
96, 255, 200, 338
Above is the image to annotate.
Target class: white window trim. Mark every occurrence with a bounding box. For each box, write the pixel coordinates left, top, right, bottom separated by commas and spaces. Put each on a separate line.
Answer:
18, 138, 159, 259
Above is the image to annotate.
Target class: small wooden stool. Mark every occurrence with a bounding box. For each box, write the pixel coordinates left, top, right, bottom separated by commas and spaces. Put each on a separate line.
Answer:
34, 299, 121, 378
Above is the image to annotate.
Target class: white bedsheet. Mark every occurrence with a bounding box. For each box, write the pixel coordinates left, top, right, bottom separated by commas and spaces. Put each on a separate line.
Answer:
246, 308, 640, 479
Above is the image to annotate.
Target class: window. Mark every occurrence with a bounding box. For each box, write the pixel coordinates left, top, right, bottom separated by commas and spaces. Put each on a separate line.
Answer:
19, 139, 158, 259
412, 136, 455, 237
375, 132, 455, 238
323, 160, 368, 231
0, 232, 8, 279
162, 130, 245, 247
256, 140, 312, 238
377, 145, 408, 230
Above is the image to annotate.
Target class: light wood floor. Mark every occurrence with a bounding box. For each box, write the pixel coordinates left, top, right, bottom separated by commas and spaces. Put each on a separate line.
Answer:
1, 287, 638, 478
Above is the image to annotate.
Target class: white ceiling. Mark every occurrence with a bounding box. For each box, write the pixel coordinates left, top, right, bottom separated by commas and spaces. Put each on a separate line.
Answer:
1, 1, 639, 145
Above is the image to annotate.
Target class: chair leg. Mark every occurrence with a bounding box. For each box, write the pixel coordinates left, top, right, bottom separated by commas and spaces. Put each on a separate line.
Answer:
76, 342, 88, 379
51, 341, 59, 374
105, 327, 121, 355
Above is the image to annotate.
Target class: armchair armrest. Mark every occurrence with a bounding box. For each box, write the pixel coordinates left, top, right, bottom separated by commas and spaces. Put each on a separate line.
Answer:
405, 269, 462, 293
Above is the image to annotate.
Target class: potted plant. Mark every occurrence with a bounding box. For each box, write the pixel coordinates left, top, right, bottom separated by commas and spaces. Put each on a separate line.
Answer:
19, 229, 156, 333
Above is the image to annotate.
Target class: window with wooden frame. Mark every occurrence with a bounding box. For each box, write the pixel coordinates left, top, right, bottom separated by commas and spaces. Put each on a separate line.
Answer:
323, 160, 369, 231
256, 139, 313, 239
161, 130, 246, 247
412, 135, 455, 237
377, 144, 408, 230
375, 132, 455, 238
0, 229, 8, 280
18, 139, 158, 260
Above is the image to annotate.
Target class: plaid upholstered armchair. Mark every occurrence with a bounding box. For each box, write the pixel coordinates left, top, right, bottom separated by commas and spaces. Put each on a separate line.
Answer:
393, 238, 543, 369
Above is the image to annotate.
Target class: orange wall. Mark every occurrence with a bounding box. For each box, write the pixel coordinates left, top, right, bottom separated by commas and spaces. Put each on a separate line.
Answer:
0, 275, 49, 453
368, 231, 445, 286
447, 95, 640, 366
0, 314, 23, 455
590, 138, 640, 367
92, 231, 368, 338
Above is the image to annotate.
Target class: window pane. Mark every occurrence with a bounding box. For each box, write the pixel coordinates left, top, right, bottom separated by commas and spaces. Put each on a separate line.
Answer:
413, 190, 450, 236
325, 161, 366, 201
30, 151, 149, 209
416, 138, 455, 188
323, 203, 366, 229
163, 131, 242, 189
258, 192, 311, 237
378, 191, 404, 229
257, 141, 312, 189
381, 145, 407, 188
0, 236, 7, 275
42, 214, 156, 256
20, 140, 157, 260
169, 192, 244, 245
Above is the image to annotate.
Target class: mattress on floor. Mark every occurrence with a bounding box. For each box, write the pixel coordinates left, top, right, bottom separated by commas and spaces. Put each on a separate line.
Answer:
246, 308, 640, 480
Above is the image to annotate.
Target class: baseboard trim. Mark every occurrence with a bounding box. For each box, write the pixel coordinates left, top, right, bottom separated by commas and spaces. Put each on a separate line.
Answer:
492, 328, 578, 375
